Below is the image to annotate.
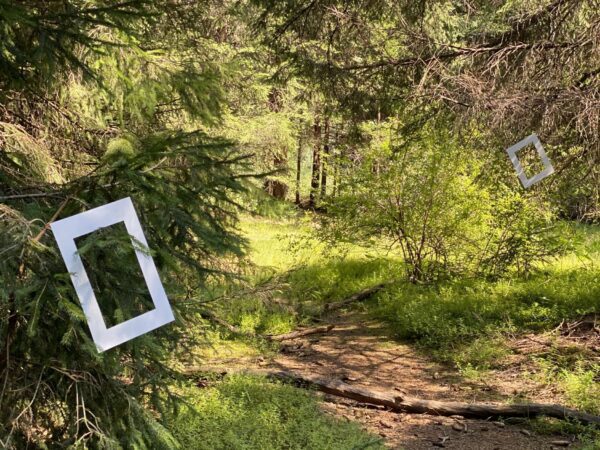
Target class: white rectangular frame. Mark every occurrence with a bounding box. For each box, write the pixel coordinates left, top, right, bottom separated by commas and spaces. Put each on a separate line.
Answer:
51, 197, 174, 352
506, 133, 554, 189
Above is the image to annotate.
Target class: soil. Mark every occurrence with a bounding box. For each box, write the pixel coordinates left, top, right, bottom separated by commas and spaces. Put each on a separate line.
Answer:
202, 312, 598, 449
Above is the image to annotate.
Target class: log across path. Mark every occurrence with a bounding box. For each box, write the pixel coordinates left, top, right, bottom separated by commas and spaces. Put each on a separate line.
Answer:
188, 367, 600, 426
324, 282, 393, 312
267, 324, 335, 341
198, 309, 337, 341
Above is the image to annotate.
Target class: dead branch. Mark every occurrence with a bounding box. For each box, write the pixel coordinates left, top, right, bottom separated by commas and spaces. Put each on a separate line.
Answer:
190, 368, 600, 426
324, 282, 392, 312
267, 324, 335, 341
199, 310, 335, 342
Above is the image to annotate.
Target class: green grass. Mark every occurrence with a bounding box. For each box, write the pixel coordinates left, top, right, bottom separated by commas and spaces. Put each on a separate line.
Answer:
368, 222, 600, 421
237, 215, 600, 412
373, 265, 600, 360
166, 212, 395, 449
220, 215, 404, 335
167, 375, 384, 450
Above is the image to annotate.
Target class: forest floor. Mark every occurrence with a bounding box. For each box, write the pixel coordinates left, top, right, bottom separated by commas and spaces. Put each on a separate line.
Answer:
202, 310, 597, 449
183, 214, 599, 449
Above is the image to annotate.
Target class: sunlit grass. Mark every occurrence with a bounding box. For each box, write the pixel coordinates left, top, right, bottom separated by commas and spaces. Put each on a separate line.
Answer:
167, 375, 385, 450
239, 215, 321, 270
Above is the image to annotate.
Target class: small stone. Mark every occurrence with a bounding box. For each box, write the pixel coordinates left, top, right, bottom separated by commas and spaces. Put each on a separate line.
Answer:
550, 441, 570, 447
432, 437, 449, 447
520, 429, 532, 437
380, 420, 393, 429
433, 372, 440, 380
492, 421, 505, 428
452, 423, 464, 432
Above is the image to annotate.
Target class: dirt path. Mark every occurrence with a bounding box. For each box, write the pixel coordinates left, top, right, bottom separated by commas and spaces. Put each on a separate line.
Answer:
257, 313, 579, 450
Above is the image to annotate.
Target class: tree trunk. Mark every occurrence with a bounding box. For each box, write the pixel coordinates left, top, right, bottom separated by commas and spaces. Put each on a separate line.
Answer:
331, 129, 339, 198
320, 117, 330, 198
295, 131, 303, 204
324, 282, 392, 311
263, 87, 288, 199
309, 119, 321, 208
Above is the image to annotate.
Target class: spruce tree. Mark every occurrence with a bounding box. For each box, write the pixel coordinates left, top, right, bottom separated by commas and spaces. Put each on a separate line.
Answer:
1, 1, 249, 447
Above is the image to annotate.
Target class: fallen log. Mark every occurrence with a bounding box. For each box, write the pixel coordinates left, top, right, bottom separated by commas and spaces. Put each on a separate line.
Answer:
324, 282, 393, 312
268, 324, 335, 341
189, 368, 600, 426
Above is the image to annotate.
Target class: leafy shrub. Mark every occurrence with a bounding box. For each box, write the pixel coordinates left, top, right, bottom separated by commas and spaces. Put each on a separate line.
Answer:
321, 122, 567, 282
374, 252, 600, 363
561, 364, 600, 415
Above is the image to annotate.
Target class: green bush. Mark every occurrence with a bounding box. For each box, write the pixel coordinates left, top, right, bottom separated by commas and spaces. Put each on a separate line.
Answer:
374, 257, 600, 364
561, 364, 600, 415
320, 122, 567, 282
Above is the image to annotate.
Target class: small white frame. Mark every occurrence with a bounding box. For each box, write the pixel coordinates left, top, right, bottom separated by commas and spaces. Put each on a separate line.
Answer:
506, 133, 554, 189
51, 197, 174, 352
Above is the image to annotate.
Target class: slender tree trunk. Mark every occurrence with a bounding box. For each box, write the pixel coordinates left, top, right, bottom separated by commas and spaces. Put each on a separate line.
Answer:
295, 131, 303, 204
332, 161, 338, 197
264, 88, 288, 199
309, 119, 321, 208
320, 117, 330, 198
332, 129, 339, 198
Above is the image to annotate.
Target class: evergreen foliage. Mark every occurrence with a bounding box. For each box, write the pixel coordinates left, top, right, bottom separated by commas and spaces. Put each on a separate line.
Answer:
0, 1, 252, 447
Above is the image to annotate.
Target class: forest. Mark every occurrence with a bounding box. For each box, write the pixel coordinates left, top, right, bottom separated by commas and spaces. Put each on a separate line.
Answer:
0, 0, 599, 449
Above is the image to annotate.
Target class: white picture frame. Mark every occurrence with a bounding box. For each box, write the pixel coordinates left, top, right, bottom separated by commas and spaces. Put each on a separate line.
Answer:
51, 197, 174, 352
506, 133, 554, 189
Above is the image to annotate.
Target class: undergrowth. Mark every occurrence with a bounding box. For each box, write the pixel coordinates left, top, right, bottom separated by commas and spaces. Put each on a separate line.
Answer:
172, 213, 600, 447
166, 375, 384, 450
